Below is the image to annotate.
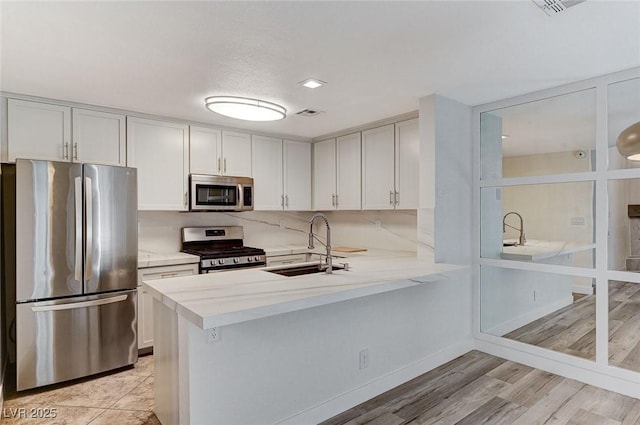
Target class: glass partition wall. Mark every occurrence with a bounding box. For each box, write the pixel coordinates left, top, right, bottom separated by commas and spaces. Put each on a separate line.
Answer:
476, 69, 640, 376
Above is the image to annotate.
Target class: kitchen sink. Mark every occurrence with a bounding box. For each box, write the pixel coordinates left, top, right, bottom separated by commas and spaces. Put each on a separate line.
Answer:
266, 263, 345, 277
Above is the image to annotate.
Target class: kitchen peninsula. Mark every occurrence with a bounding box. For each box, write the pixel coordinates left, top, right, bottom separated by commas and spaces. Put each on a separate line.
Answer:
144, 251, 466, 425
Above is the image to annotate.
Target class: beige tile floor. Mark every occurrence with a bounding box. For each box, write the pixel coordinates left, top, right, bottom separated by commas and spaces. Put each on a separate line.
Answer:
2, 354, 159, 425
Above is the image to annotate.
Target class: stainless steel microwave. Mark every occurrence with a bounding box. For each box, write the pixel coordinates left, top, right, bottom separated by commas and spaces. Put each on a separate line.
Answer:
189, 174, 254, 212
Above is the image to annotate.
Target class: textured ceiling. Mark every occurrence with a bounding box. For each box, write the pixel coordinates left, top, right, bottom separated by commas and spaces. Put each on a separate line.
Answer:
1, 1, 640, 140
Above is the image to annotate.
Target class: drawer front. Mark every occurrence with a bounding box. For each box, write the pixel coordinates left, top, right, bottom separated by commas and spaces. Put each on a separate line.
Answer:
266, 254, 308, 267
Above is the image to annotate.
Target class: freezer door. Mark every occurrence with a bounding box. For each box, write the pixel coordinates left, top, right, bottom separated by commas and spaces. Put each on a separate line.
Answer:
15, 160, 84, 302
16, 290, 138, 391
83, 164, 137, 294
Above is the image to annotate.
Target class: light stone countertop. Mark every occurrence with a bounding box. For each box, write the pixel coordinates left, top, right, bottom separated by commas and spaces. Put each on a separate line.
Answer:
143, 249, 466, 330
138, 251, 200, 268
501, 239, 595, 261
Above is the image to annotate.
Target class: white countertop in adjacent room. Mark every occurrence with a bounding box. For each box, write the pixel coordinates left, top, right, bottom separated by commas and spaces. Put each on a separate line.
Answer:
501, 239, 595, 261
143, 250, 465, 330
138, 251, 200, 268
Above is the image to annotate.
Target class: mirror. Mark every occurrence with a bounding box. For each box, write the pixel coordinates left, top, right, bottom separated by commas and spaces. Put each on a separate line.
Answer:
481, 265, 596, 361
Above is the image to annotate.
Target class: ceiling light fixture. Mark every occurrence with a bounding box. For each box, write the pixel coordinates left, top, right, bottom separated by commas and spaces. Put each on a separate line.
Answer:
617, 121, 640, 160
204, 96, 286, 121
300, 78, 326, 89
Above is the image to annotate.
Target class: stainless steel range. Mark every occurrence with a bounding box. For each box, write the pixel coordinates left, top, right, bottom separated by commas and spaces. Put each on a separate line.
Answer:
181, 226, 266, 273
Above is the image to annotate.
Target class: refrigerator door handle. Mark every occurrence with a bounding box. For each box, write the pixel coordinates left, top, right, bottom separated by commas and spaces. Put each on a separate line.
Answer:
85, 176, 93, 282
30, 294, 128, 312
74, 176, 83, 282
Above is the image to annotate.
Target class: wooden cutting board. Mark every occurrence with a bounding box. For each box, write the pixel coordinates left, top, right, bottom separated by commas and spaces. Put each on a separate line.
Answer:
332, 247, 367, 253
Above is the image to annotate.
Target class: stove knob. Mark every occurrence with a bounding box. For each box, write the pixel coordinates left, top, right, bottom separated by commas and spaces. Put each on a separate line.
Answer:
247, 257, 253, 262
218, 259, 225, 265
234, 257, 240, 263
254, 256, 261, 261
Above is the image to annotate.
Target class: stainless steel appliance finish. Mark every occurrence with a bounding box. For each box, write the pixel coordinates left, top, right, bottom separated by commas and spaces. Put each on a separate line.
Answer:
2, 159, 138, 391
189, 174, 254, 212
181, 226, 266, 273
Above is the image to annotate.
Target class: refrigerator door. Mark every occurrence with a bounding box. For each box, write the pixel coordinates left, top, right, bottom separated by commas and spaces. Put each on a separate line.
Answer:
83, 164, 137, 294
15, 160, 84, 302
16, 290, 137, 391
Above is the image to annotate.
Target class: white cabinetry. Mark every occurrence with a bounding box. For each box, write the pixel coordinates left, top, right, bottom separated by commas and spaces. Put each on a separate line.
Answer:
362, 121, 418, 210
7, 99, 125, 165
266, 253, 309, 267
189, 128, 252, 177
252, 136, 311, 210
313, 133, 361, 210
138, 263, 198, 350
127, 117, 189, 210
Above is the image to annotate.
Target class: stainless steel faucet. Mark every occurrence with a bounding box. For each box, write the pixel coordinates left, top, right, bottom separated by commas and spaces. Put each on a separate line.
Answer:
503, 211, 526, 246
308, 213, 332, 274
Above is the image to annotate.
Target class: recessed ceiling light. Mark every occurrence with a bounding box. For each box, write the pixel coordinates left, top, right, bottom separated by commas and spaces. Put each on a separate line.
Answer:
204, 96, 286, 121
300, 78, 326, 89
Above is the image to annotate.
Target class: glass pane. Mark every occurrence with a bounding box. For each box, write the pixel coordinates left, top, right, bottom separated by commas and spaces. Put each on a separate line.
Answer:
480, 89, 596, 179
608, 179, 640, 271
609, 280, 640, 372
481, 265, 595, 361
608, 77, 640, 170
481, 182, 595, 269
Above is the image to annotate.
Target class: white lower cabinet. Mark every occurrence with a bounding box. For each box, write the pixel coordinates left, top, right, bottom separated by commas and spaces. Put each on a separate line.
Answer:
137, 263, 198, 350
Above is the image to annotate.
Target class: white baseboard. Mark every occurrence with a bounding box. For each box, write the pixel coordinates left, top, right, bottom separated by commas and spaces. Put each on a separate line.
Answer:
276, 339, 474, 425
484, 298, 572, 337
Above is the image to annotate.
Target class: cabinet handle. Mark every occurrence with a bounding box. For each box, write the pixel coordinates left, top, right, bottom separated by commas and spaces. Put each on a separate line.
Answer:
331, 194, 335, 206
285, 195, 289, 208
64, 142, 70, 160
217, 158, 221, 173
161, 273, 178, 278
281, 195, 284, 208
390, 190, 394, 205
224, 158, 227, 173
184, 192, 188, 207
395, 191, 399, 206
73, 143, 78, 160
335, 194, 338, 208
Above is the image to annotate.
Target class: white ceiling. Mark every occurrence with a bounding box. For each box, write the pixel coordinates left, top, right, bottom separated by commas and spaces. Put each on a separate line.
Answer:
1, 1, 640, 140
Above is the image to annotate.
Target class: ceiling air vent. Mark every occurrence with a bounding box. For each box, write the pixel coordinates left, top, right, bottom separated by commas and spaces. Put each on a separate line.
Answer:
296, 109, 324, 117
532, 0, 585, 15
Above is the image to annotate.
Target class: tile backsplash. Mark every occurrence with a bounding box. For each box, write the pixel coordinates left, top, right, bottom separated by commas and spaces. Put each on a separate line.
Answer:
138, 210, 419, 254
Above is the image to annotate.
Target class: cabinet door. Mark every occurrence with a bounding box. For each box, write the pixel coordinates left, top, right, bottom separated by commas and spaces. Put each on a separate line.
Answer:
137, 263, 198, 350
312, 139, 336, 210
127, 117, 189, 210
221, 131, 252, 177
362, 124, 395, 210
336, 133, 361, 210
252, 135, 283, 210
284, 140, 311, 211
8, 99, 71, 162
395, 119, 419, 209
72, 108, 126, 166
190, 126, 222, 175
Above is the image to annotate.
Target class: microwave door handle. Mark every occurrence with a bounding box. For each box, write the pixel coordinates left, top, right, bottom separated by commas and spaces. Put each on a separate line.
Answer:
238, 184, 244, 209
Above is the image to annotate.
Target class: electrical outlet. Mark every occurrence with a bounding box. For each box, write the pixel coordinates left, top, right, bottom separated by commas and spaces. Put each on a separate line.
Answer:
206, 327, 220, 343
359, 349, 369, 369
375, 220, 382, 231
570, 217, 585, 226
279, 219, 286, 229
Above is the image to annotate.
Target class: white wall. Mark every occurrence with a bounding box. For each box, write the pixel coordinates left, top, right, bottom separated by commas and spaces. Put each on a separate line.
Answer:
138, 210, 418, 254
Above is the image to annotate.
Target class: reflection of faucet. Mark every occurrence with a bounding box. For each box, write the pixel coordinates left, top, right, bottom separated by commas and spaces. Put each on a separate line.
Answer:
503, 211, 526, 246
308, 213, 332, 274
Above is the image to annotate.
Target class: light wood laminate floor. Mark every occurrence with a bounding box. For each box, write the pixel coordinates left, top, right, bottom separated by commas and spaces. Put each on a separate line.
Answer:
322, 350, 640, 425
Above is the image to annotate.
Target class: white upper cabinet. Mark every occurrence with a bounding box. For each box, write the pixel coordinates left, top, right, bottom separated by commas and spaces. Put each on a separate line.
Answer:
362, 124, 395, 210
313, 139, 336, 210
336, 133, 361, 210
221, 131, 252, 177
8, 99, 71, 162
8, 99, 125, 165
283, 140, 311, 211
252, 137, 311, 211
395, 118, 419, 209
127, 117, 189, 211
190, 126, 222, 175
72, 108, 125, 166
252, 135, 283, 210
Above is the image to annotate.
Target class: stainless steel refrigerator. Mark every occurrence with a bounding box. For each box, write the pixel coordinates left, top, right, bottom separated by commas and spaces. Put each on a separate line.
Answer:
1, 159, 138, 391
